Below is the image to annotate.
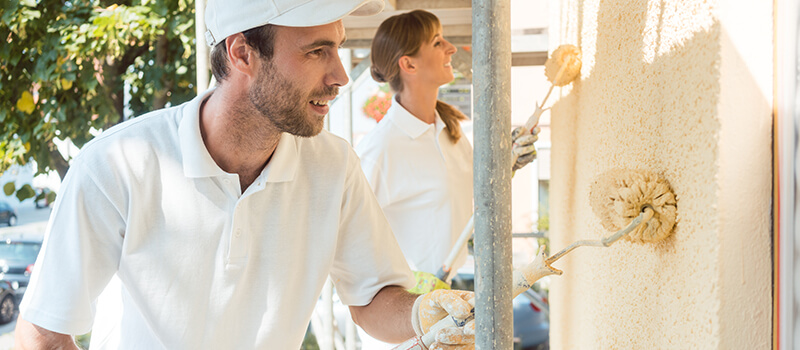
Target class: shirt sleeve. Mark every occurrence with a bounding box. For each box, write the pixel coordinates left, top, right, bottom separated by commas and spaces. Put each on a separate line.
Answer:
329, 148, 415, 306
355, 139, 392, 208
20, 157, 126, 335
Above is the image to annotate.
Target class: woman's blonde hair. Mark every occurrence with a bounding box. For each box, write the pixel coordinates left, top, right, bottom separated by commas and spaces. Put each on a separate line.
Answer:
370, 9, 467, 142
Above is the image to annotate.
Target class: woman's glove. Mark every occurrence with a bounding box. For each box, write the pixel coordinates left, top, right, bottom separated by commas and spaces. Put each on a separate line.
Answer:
511, 126, 540, 172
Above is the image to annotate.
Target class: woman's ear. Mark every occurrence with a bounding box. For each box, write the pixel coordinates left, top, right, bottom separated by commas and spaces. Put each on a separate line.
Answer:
226, 33, 257, 78
398, 55, 416, 75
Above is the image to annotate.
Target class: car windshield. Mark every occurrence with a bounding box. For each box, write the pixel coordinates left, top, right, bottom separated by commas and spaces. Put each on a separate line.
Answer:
0, 242, 41, 263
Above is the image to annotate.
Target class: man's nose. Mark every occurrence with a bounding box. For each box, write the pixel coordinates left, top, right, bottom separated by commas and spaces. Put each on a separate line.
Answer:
326, 51, 349, 87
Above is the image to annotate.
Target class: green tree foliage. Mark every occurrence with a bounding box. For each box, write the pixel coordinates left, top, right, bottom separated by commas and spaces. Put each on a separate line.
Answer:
0, 0, 198, 200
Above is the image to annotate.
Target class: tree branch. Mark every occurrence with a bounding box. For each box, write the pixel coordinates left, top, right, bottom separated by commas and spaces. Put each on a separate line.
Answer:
100, 43, 151, 127
48, 142, 70, 180
118, 42, 150, 75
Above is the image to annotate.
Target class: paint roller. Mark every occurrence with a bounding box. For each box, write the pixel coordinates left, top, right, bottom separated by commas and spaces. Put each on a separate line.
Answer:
546, 169, 678, 264
433, 44, 584, 284
394, 169, 677, 349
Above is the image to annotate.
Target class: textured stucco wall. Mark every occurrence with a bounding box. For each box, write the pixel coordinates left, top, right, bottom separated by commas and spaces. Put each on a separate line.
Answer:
547, 0, 772, 348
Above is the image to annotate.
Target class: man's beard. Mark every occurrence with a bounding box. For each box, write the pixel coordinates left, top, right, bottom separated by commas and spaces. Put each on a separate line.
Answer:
248, 59, 339, 137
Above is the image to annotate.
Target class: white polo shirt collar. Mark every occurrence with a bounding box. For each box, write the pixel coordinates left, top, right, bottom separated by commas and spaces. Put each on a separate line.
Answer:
387, 96, 446, 140
178, 90, 222, 178
177, 89, 298, 183
262, 133, 299, 183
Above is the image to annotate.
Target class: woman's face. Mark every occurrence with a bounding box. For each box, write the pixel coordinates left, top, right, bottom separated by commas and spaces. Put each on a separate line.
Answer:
410, 26, 457, 87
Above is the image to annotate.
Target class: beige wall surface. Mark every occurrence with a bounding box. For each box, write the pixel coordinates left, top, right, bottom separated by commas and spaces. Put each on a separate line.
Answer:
547, 0, 772, 348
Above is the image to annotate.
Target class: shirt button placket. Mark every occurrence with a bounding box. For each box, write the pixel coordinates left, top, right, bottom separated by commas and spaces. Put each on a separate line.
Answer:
228, 202, 247, 262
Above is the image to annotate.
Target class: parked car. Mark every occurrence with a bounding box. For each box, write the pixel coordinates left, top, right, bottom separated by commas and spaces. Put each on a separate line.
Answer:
0, 200, 17, 226
513, 289, 550, 349
0, 233, 43, 304
0, 280, 17, 324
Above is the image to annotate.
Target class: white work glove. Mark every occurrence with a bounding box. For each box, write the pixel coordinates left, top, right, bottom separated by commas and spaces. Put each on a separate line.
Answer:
411, 289, 475, 349
511, 126, 540, 172
430, 322, 475, 350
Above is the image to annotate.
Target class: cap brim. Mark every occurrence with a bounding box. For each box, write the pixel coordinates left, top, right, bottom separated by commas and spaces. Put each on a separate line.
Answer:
270, 0, 384, 27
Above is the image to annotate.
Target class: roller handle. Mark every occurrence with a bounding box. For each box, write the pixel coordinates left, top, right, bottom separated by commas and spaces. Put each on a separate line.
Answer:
544, 207, 654, 265
434, 215, 475, 282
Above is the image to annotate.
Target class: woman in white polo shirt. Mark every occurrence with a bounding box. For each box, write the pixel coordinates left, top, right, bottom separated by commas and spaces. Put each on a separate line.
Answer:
354, 9, 537, 349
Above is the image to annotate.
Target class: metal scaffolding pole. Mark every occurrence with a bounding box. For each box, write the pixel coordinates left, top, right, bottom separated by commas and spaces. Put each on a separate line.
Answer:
195, 0, 209, 93
472, 0, 513, 349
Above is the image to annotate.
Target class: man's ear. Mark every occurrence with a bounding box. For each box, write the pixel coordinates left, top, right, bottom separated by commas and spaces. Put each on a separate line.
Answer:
398, 56, 416, 75
226, 33, 257, 78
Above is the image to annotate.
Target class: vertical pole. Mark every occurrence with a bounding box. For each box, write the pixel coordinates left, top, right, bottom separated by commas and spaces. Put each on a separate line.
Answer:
321, 278, 334, 350
195, 0, 209, 94
472, 0, 513, 349
775, 0, 799, 348
345, 313, 356, 350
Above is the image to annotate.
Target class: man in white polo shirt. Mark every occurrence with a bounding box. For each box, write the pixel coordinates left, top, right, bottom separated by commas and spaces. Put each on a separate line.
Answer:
14, 1, 476, 349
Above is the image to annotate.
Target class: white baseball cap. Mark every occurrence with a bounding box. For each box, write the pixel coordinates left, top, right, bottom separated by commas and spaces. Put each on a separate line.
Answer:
205, 0, 385, 47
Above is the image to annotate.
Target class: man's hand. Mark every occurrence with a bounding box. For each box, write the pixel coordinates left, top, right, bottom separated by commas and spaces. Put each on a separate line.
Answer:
511, 126, 540, 172
410, 289, 475, 349
411, 289, 474, 335
430, 321, 475, 349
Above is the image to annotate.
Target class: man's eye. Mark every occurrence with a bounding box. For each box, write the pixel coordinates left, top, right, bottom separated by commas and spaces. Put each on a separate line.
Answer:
309, 49, 324, 56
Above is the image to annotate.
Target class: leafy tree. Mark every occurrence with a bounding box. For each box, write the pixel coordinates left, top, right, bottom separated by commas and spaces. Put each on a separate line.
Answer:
0, 0, 199, 201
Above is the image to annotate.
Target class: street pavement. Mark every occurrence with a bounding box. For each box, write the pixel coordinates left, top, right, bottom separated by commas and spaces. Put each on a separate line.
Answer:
0, 202, 52, 350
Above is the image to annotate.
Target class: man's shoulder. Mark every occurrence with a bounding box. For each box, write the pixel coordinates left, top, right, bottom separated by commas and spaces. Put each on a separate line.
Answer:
88, 106, 181, 143
74, 104, 186, 167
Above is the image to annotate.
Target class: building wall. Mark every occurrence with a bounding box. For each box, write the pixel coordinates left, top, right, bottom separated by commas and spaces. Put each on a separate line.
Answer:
547, 0, 772, 348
